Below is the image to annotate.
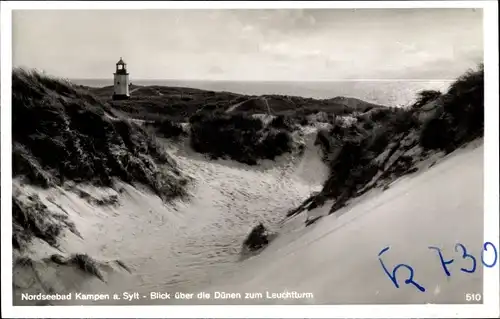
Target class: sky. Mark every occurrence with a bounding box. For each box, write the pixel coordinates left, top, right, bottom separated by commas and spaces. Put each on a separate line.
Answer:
12, 8, 483, 81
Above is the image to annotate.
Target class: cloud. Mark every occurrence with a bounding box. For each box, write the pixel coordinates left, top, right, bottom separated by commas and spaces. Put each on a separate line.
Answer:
12, 9, 483, 81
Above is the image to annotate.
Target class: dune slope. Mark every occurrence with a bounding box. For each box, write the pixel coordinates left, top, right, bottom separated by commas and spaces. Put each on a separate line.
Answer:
195, 140, 484, 305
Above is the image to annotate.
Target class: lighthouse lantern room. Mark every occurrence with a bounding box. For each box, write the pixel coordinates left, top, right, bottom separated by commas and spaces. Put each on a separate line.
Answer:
113, 57, 130, 100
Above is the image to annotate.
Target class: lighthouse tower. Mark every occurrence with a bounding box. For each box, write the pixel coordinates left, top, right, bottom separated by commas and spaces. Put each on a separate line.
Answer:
112, 57, 130, 100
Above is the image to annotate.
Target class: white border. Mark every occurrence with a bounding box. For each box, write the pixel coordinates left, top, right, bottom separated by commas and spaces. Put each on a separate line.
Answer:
482, 0, 500, 313
1, 1, 498, 318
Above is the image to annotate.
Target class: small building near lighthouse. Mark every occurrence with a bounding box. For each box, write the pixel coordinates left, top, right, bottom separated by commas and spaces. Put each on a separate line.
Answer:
113, 57, 130, 100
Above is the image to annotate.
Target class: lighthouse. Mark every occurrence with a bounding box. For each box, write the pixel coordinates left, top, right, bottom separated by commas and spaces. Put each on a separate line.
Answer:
112, 57, 130, 100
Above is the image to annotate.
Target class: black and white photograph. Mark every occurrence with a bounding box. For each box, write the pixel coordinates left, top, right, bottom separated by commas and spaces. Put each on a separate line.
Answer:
1, 1, 498, 318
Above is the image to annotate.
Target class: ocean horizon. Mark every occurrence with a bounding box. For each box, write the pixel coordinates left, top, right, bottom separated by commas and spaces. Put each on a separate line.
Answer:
71, 78, 454, 107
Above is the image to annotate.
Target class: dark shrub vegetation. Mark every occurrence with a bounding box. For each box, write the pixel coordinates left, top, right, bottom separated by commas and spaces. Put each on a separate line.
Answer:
147, 118, 186, 139
419, 64, 484, 151
310, 107, 421, 215
12, 68, 188, 200
189, 112, 294, 165
288, 64, 485, 219
412, 90, 442, 109
269, 114, 295, 131
243, 223, 270, 252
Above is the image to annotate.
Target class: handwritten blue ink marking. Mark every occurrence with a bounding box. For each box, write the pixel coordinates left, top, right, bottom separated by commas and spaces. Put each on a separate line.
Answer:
378, 246, 426, 292
428, 246, 454, 277
455, 243, 476, 273
481, 241, 498, 268
380, 242, 498, 293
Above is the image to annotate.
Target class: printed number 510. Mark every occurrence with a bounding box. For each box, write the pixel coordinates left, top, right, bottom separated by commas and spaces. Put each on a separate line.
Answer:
465, 293, 482, 302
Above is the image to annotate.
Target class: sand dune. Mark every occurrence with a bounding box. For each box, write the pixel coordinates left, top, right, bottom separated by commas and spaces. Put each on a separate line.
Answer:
13, 128, 330, 305
13, 127, 484, 306
193, 139, 484, 305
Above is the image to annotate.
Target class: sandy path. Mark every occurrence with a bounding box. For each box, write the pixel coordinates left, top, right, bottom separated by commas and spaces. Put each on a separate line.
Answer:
191, 141, 485, 305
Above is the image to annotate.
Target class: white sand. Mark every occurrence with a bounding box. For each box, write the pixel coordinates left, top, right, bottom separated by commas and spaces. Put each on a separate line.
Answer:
13, 130, 329, 305
195, 140, 484, 305
12, 133, 484, 306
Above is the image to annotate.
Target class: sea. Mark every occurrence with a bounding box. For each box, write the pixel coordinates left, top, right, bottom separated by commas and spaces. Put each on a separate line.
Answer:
71, 79, 454, 108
